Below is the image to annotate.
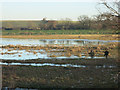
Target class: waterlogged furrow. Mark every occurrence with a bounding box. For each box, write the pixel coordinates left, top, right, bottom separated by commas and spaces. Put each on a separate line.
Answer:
0, 62, 117, 68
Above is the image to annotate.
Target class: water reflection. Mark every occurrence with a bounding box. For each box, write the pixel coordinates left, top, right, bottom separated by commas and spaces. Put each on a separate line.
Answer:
39, 39, 106, 46
1, 38, 119, 60
1, 38, 119, 46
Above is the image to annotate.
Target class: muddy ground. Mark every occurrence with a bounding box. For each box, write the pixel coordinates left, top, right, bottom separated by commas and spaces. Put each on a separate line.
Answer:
1, 58, 120, 89
1, 58, 119, 66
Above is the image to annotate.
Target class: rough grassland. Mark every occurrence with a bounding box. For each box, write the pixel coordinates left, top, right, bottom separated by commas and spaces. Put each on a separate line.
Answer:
1, 34, 119, 40
1, 29, 119, 35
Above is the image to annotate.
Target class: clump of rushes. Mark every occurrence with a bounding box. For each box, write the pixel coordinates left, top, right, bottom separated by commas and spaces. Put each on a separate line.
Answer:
49, 55, 56, 57
8, 49, 12, 52
78, 47, 81, 52
18, 55, 21, 57
33, 51, 37, 54
66, 52, 71, 57
77, 53, 82, 57
8, 44, 15, 48
1, 52, 4, 55
13, 48, 17, 50
61, 53, 64, 56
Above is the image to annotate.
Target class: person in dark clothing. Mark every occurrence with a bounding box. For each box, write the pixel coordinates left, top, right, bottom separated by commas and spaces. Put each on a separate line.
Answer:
89, 50, 95, 59
104, 50, 109, 59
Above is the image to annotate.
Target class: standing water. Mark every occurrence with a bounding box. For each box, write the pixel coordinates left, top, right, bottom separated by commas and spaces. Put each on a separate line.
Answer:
0, 38, 119, 60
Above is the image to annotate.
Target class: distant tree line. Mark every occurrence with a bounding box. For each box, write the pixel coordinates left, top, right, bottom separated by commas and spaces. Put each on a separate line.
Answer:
2, 13, 119, 31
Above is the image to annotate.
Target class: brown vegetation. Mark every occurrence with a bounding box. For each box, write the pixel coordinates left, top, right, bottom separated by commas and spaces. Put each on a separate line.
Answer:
1, 34, 119, 40
1, 41, 119, 59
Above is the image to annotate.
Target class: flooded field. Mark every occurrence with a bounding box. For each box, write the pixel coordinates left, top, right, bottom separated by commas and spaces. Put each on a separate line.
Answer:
1, 38, 119, 46
1, 38, 119, 88
0, 38, 119, 60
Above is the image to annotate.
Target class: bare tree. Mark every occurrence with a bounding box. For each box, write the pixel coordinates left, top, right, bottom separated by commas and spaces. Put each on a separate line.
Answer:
96, 0, 120, 29
58, 18, 72, 30
99, 0, 120, 16
28, 21, 37, 29
78, 15, 91, 29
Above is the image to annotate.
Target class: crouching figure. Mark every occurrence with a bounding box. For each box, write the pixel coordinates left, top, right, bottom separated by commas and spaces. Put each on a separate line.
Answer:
89, 50, 95, 59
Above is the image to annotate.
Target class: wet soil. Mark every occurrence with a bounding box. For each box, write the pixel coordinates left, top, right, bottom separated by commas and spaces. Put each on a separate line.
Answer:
1, 58, 120, 89
1, 58, 119, 66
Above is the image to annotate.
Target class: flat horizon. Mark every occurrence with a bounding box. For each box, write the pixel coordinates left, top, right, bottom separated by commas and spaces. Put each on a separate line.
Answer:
1, 2, 100, 21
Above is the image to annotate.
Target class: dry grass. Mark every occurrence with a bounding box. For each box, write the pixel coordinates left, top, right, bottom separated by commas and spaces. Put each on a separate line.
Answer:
1, 41, 119, 58
1, 34, 119, 40
49, 55, 57, 57
18, 55, 22, 57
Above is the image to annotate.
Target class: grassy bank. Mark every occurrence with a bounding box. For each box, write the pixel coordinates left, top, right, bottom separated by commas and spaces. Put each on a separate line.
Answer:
1, 29, 119, 40
1, 29, 119, 35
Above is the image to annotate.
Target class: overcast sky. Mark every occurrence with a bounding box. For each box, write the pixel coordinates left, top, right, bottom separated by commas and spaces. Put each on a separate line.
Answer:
0, 0, 114, 20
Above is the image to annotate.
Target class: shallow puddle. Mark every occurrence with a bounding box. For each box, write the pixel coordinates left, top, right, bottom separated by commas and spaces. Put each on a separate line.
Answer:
0, 62, 117, 68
